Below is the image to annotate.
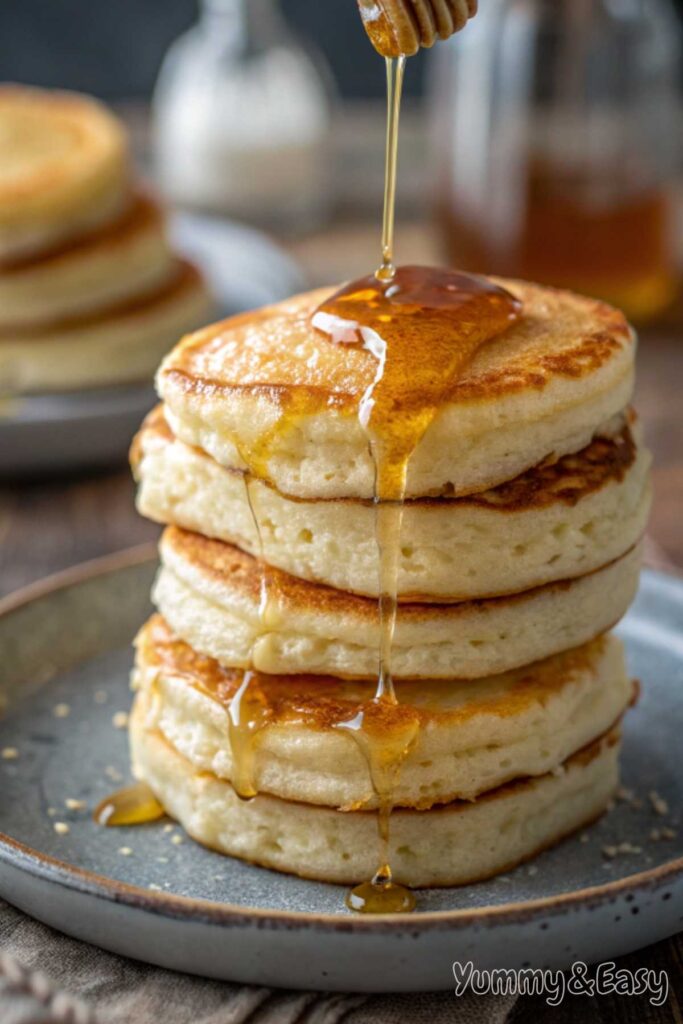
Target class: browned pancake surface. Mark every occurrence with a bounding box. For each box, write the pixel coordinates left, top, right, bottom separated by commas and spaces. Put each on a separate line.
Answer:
159, 279, 632, 414
137, 614, 614, 733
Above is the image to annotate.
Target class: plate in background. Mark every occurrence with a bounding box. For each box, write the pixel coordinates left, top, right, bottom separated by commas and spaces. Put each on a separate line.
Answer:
0, 215, 304, 477
0, 554, 681, 992
169, 211, 305, 313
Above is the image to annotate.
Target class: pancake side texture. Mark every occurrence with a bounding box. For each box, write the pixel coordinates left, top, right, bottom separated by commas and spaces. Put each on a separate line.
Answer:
131, 697, 622, 887
157, 278, 635, 499
0, 193, 174, 328
155, 525, 642, 679
133, 615, 632, 810
0, 262, 211, 393
133, 409, 651, 600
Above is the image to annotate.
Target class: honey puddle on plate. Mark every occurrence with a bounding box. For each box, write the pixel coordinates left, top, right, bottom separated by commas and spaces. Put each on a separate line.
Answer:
93, 781, 165, 827
97, 50, 521, 914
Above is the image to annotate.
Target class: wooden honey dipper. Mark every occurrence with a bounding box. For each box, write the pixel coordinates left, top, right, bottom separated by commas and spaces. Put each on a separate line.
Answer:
358, 0, 477, 57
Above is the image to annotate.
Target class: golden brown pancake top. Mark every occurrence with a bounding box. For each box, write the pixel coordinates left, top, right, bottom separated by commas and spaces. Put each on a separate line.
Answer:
159, 278, 632, 413
138, 614, 612, 733
161, 524, 638, 624
0, 85, 128, 233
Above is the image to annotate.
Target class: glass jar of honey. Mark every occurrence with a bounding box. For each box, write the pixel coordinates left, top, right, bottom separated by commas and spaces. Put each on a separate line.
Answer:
429, 0, 682, 321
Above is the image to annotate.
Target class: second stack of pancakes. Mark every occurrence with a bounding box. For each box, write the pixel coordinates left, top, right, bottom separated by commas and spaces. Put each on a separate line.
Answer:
130, 276, 650, 887
0, 85, 209, 394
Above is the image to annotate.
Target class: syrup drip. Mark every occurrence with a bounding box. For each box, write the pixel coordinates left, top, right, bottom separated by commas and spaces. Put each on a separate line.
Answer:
312, 55, 521, 910
227, 478, 271, 801
335, 699, 419, 912
316, 269, 520, 913
377, 56, 406, 282
227, 668, 269, 800
96, 474, 272, 818
93, 781, 165, 827
346, 874, 417, 914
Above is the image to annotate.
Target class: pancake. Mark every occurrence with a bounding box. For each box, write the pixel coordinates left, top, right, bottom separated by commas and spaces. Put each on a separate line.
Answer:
155, 525, 642, 679
0, 193, 174, 328
131, 698, 622, 887
133, 615, 632, 811
133, 408, 651, 600
0, 261, 211, 394
0, 86, 128, 261
157, 278, 635, 500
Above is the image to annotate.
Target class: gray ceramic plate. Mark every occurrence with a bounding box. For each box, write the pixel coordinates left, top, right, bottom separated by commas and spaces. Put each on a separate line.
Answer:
0, 550, 681, 992
0, 385, 158, 477
0, 215, 304, 476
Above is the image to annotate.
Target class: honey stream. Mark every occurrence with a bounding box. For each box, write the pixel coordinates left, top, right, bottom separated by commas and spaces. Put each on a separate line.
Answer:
313, 264, 521, 912
377, 57, 405, 282
225, 474, 271, 801
310, 58, 521, 912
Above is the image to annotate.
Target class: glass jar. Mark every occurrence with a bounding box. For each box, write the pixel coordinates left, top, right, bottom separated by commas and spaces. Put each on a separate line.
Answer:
152, 0, 334, 233
429, 0, 682, 321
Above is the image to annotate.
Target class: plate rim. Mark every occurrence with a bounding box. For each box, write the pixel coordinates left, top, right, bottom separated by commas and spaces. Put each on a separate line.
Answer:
1, 548, 682, 934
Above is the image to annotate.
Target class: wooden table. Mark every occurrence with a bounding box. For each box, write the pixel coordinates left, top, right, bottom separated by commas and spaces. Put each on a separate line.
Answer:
1, 218, 682, 1021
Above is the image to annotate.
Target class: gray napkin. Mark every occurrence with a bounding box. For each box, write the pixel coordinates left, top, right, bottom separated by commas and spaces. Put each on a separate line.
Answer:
0, 899, 516, 1024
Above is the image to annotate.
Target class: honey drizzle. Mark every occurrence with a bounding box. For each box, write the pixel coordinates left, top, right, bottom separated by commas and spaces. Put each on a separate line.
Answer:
335, 699, 419, 912
319, 56, 415, 915
95, 469, 272, 819
377, 56, 406, 283
227, 666, 266, 800
313, 285, 521, 910
226, 473, 271, 801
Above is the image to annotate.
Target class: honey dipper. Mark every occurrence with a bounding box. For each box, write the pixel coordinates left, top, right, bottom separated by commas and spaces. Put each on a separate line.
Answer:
358, 0, 478, 57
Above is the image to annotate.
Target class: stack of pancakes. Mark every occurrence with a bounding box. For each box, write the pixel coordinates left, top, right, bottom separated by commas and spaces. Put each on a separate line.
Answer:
129, 277, 650, 887
0, 85, 210, 394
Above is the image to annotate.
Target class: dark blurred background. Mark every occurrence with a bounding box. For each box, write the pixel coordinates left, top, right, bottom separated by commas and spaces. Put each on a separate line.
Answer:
4, 0, 683, 101
7, 0, 430, 100
5, 1, 683, 103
